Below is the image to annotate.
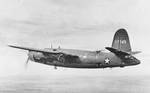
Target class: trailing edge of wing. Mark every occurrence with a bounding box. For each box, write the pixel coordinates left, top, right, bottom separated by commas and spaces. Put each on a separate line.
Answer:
8, 45, 59, 54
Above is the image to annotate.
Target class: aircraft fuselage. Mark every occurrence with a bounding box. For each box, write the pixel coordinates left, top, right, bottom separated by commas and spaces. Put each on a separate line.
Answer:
28, 48, 140, 68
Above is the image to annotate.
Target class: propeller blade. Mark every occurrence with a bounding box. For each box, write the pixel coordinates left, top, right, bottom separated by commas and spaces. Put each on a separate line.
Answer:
25, 57, 29, 69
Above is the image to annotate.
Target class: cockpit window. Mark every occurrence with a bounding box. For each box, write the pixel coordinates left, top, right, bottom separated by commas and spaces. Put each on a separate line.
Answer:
125, 55, 135, 60
125, 55, 131, 58
96, 50, 101, 53
130, 57, 134, 60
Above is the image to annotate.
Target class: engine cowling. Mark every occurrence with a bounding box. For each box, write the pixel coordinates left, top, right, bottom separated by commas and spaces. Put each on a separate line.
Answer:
28, 51, 35, 61
28, 51, 44, 61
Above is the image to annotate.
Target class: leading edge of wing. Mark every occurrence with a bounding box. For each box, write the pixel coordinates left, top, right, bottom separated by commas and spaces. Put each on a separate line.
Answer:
8, 45, 60, 54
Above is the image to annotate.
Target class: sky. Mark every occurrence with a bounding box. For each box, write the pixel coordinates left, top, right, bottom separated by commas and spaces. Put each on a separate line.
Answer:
0, 0, 149, 76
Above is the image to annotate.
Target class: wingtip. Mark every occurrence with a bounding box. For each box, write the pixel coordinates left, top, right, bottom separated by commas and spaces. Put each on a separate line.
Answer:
8, 45, 12, 47
8, 45, 14, 47
130, 51, 142, 55
7, 45, 20, 49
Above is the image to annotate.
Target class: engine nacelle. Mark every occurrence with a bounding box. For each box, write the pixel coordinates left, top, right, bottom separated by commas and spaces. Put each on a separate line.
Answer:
28, 51, 44, 62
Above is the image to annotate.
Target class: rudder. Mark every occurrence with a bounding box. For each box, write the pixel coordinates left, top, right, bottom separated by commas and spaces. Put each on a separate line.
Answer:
112, 28, 131, 52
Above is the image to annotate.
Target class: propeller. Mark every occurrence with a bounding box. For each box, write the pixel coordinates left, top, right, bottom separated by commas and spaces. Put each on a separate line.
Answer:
25, 51, 31, 69
51, 43, 53, 49
25, 57, 29, 69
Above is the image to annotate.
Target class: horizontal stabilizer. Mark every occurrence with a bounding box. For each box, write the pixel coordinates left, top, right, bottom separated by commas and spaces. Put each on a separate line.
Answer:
105, 47, 130, 56
130, 51, 141, 55
106, 47, 141, 56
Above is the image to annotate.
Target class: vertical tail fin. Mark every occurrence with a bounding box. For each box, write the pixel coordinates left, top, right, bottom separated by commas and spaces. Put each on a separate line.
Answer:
112, 28, 131, 52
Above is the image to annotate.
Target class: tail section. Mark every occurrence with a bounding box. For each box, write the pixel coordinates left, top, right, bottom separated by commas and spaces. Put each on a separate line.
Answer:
112, 28, 131, 52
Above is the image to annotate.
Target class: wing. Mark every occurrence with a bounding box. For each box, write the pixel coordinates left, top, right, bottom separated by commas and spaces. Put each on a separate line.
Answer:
8, 45, 61, 54
8, 45, 79, 58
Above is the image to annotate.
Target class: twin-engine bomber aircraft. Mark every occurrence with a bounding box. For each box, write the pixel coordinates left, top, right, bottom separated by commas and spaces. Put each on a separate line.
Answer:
9, 28, 141, 69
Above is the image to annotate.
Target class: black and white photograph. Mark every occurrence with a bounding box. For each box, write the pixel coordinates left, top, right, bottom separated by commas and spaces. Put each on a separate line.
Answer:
0, 0, 149, 93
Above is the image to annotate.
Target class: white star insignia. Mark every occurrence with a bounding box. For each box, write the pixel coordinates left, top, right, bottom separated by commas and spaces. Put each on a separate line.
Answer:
105, 58, 110, 64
